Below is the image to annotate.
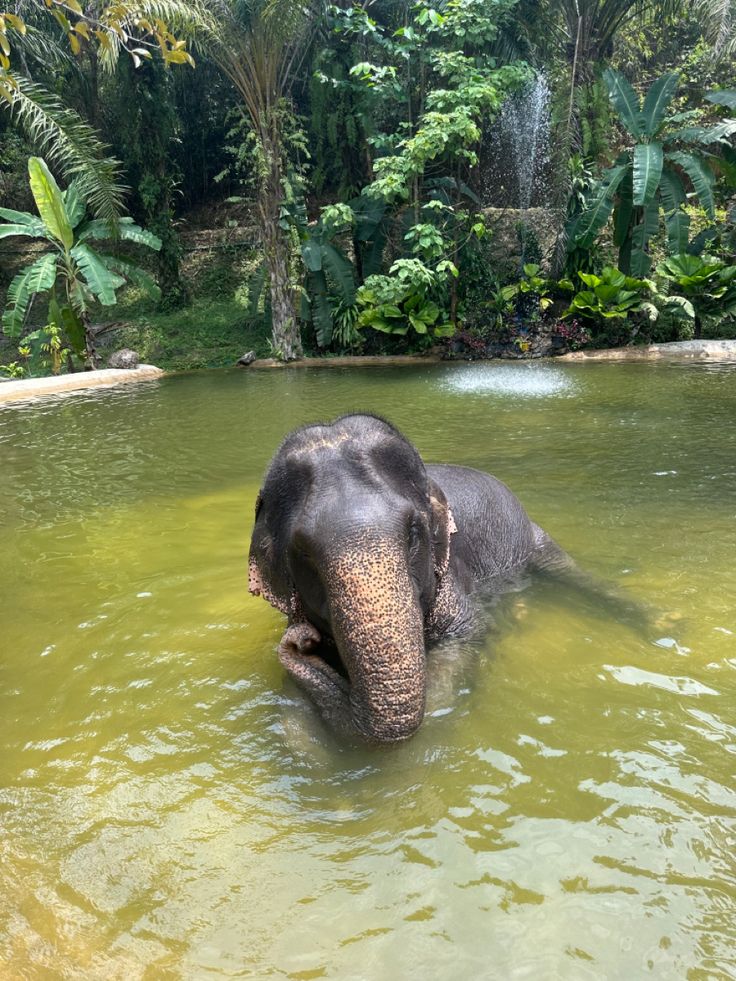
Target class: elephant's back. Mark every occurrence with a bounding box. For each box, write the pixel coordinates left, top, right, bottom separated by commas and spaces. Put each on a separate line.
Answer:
426, 464, 538, 581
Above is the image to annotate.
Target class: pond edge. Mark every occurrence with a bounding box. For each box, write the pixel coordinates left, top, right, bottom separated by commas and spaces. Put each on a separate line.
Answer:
0, 364, 165, 405
2, 339, 734, 404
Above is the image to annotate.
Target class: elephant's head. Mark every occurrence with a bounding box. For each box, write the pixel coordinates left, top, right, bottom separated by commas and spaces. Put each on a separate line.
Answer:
248, 414, 456, 742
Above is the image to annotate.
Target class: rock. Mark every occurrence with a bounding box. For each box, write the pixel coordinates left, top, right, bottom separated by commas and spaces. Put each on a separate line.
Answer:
108, 348, 140, 369
236, 350, 256, 367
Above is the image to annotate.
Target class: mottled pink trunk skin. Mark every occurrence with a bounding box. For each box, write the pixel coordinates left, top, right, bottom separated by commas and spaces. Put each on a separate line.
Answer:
260, 540, 427, 741
323, 536, 427, 742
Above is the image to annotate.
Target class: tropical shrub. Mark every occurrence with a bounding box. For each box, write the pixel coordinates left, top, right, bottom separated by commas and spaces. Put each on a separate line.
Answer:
294, 206, 357, 350
356, 259, 455, 340
562, 266, 654, 321
656, 254, 736, 336
330, 0, 530, 333
501, 264, 555, 314
0, 157, 161, 368
21, 322, 70, 376
0, 360, 24, 378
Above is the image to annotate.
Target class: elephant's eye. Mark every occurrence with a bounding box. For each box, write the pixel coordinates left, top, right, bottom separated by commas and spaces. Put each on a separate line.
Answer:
408, 518, 422, 552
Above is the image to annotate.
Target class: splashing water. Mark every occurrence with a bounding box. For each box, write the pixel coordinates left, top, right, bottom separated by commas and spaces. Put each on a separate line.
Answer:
442, 364, 576, 398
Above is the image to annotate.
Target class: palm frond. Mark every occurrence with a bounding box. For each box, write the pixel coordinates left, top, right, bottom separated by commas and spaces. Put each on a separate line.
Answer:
96, 0, 215, 73
696, 0, 735, 58
11, 24, 79, 74
3, 75, 125, 224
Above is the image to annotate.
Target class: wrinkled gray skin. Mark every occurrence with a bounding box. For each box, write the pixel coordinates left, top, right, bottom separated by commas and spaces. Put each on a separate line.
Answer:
249, 413, 638, 744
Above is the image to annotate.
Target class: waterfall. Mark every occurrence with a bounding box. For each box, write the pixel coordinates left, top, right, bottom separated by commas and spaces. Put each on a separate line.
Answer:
498, 74, 551, 211
481, 73, 552, 211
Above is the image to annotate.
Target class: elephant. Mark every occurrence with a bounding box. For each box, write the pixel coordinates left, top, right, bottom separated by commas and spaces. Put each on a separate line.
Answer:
248, 412, 644, 744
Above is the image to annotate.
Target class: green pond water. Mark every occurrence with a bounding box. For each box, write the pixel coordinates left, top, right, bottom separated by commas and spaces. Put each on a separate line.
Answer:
0, 362, 735, 979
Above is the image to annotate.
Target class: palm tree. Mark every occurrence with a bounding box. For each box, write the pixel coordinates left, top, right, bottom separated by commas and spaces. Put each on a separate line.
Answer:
696, 0, 736, 60
195, 0, 317, 360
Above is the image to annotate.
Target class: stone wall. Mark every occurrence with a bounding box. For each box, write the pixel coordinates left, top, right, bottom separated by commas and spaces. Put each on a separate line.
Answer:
482, 207, 563, 275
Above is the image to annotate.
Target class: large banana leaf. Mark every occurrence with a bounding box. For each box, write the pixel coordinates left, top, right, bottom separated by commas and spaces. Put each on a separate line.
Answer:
613, 170, 633, 249
320, 243, 356, 305
633, 142, 663, 205
77, 217, 162, 250
667, 151, 716, 217
687, 227, 717, 255
352, 197, 386, 239
351, 197, 388, 279
70, 243, 125, 305
665, 209, 691, 254
603, 69, 642, 138
669, 121, 736, 145
0, 207, 44, 224
629, 201, 659, 277
305, 269, 333, 347
102, 255, 161, 301
1, 253, 58, 337
641, 73, 679, 136
49, 295, 85, 355
658, 167, 686, 212
705, 89, 736, 109
28, 157, 73, 250
358, 233, 387, 279
0, 221, 48, 240
62, 180, 86, 230
571, 162, 628, 248
301, 238, 323, 273
0, 209, 48, 240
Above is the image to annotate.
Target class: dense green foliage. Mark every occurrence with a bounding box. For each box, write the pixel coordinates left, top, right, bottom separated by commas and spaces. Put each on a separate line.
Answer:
0, 0, 734, 372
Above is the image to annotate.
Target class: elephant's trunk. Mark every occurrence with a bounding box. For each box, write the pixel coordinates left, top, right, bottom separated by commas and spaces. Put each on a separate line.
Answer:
324, 537, 427, 742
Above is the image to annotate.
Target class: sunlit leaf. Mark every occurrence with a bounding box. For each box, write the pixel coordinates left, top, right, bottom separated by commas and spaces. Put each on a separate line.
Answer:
28, 156, 73, 249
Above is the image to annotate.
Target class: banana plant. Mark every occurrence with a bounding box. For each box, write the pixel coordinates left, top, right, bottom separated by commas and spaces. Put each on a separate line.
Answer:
279, 198, 358, 348
0, 157, 161, 367
569, 71, 736, 277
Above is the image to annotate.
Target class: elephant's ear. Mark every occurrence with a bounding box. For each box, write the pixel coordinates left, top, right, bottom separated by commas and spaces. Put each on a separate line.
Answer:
428, 479, 457, 579
248, 490, 291, 614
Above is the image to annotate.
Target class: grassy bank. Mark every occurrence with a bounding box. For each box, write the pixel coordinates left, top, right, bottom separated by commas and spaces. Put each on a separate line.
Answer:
0, 235, 274, 375
101, 293, 271, 371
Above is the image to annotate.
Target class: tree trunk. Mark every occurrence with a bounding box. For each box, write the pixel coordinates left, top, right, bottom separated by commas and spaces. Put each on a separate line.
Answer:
262, 214, 301, 361
82, 313, 99, 370
257, 136, 302, 361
